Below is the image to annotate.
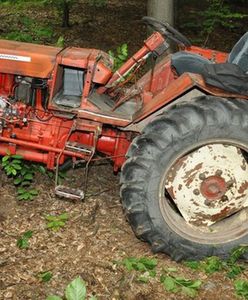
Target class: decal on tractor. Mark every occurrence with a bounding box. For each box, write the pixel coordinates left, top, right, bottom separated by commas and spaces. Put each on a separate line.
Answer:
0, 53, 31, 62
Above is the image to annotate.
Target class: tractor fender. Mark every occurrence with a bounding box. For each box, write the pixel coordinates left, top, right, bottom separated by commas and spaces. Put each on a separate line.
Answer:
124, 88, 206, 132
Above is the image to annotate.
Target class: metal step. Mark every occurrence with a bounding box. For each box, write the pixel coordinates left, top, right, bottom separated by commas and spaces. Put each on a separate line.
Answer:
65, 141, 94, 155
55, 185, 84, 201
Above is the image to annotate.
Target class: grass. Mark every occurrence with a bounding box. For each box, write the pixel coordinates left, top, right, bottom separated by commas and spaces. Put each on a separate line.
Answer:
0, 1, 57, 44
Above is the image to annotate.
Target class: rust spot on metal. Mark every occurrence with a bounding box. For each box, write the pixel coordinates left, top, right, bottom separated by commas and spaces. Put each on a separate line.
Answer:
189, 212, 213, 226
211, 206, 237, 222
184, 171, 199, 188
238, 181, 248, 194
241, 159, 247, 171
183, 163, 203, 180
166, 156, 187, 184
167, 186, 175, 199
192, 200, 200, 207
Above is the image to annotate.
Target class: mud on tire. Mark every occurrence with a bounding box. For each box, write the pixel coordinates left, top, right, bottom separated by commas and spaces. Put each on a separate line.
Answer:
120, 96, 248, 261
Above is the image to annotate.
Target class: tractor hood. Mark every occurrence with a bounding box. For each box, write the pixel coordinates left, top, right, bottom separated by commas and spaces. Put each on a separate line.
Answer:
0, 39, 61, 78
0, 40, 113, 83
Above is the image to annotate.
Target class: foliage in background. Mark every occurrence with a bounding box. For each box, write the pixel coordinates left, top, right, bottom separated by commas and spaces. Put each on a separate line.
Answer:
38, 271, 53, 283
42, 0, 75, 27
119, 257, 157, 283
46, 277, 97, 300
1, 152, 38, 201
160, 272, 202, 298
88, 0, 107, 8
108, 43, 128, 72
16, 230, 33, 249
179, 0, 247, 46
235, 279, 248, 299
185, 246, 248, 279
45, 213, 69, 231
0, 14, 53, 43
199, 0, 247, 45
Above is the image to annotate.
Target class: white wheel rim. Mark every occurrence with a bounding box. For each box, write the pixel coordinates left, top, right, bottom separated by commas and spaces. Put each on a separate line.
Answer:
165, 144, 248, 227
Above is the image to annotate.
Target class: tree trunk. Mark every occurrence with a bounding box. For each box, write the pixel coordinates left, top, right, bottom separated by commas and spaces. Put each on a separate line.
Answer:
62, 1, 70, 27
147, 0, 174, 25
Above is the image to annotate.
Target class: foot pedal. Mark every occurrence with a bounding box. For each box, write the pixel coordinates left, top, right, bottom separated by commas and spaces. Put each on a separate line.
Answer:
55, 185, 84, 201
65, 141, 94, 155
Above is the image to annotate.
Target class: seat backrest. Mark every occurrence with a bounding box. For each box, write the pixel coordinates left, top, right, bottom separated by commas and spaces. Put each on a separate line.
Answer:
228, 32, 248, 73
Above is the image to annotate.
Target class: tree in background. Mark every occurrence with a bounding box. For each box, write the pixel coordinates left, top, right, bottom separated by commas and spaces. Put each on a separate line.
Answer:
44, 0, 75, 27
147, 0, 174, 25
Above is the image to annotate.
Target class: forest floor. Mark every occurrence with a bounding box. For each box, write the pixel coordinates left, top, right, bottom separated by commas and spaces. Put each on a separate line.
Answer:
0, 0, 248, 300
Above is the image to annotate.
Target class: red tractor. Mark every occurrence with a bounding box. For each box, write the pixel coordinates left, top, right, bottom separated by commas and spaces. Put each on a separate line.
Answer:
0, 17, 248, 261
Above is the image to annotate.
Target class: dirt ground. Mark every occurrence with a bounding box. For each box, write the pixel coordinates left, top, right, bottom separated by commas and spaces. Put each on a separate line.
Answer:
0, 0, 248, 299
0, 163, 242, 300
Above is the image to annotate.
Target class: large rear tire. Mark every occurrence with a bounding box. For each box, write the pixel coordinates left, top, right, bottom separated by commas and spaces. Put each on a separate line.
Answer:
120, 96, 248, 261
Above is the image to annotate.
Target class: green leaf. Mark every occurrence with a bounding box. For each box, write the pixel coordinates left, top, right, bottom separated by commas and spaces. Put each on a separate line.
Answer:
227, 265, 244, 279
14, 178, 23, 185
46, 215, 58, 221
11, 159, 22, 164
11, 155, 23, 159
2, 155, 10, 162
138, 275, 149, 283
2, 160, 9, 167
11, 164, 22, 170
65, 277, 87, 300
139, 257, 157, 270
21, 181, 32, 187
181, 286, 197, 298
89, 296, 97, 300
149, 269, 156, 278
16, 237, 29, 249
228, 246, 248, 264
24, 173, 33, 180
11, 168, 17, 176
23, 230, 33, 239
38, 165, 46, 174
16, 230, 33, 249
38, 271, 53, 282
46, 296, 62, 300
202, 256, 222, 274
184, 261, 201, 270
235, 279, 248, 298
17, 188, 26, 194
56, 36, 64, 47
29, 189, 38, 195
163, 276, 177, 292
167, 267, 178, 272
187, 280, 202, 289
57, 213, 68, 221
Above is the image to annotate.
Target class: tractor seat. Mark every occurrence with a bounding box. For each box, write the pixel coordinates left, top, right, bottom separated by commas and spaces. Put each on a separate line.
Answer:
171, 32, 248, 75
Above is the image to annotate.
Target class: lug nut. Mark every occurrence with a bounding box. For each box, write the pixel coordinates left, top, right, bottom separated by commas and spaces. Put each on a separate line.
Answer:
204, 199, 211, 206
226, 180, 234, 188
215, 170, 223, 176
193, 189, 200, 195
199, 173, 206, 180
221, 195, 228, 202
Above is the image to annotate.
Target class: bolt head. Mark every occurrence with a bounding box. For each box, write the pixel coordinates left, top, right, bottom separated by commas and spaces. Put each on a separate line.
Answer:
215, 170, 223, 176
221, 195, 228, 202
199, 173, 206, 180
193, 189, 200, 195
204, 199, 211, 206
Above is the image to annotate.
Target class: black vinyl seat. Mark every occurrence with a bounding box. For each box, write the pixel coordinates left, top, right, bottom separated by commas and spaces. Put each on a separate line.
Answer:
171, 32, 248, 76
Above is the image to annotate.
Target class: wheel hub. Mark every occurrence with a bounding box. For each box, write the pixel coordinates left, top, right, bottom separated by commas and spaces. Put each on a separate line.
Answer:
200, 176, 227, 201
165, 144, 248, 227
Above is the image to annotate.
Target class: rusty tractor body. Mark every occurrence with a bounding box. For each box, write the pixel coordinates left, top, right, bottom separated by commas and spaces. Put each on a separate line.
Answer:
1, 17, 248, 260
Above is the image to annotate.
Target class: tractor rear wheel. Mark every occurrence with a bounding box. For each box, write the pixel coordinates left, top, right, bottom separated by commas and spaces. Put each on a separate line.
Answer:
120, 96, 248, 261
